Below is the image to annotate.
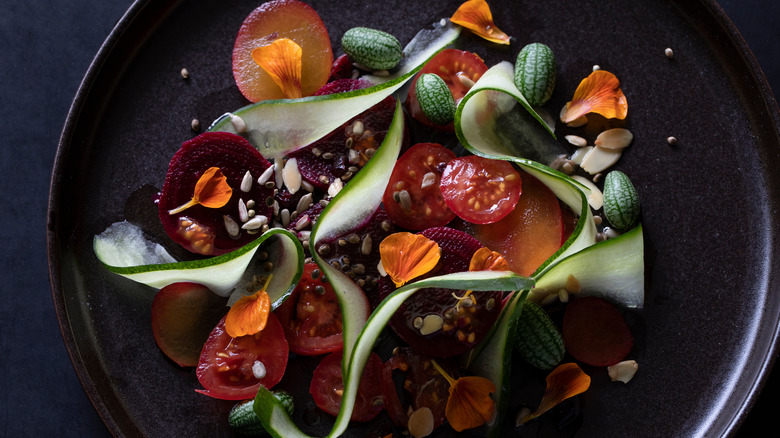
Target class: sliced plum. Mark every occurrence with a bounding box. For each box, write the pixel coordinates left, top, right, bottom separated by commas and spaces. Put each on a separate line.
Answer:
378, 227, 503, 357
158, 132, 275, 255
289, 79, 398, 191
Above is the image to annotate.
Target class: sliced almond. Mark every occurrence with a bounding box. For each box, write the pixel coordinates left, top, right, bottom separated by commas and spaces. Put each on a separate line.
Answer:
282, 158, 302, 195
565, 135, 588, 147
572, 175, 604, 210
607, 360, 639, 383
594, 128, 633, 150
408, 407, 434, 438
580, 146, 622, 174
570, 146, 592, 165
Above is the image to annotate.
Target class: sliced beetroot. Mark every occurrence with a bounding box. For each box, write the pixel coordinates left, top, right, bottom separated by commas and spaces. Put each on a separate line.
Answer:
289, 79, 397, 191
158, 132, 275, 255
151, 282, 228, 367
313, 206, 396, 303
379, 227, 503, 357
328, 53, 354, 82
562, 296, 634, 367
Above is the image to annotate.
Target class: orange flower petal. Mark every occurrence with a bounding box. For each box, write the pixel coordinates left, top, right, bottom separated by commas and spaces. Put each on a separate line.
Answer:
518, 362, 591, 424
225, 287, 271, 338
168, 167, 232, 215
251, 38, 303, 99
560, 70, 628, 123
450, 0, 510, 45
430, 359, 496, 432
469, 247, 509, 272
379, 232, 441, 288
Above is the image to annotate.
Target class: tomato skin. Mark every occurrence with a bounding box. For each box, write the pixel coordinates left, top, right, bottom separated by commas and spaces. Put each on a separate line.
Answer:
232, 0, 333, 102
309, 351, 385, 422
382, 143, 457, 230
274, 263, 343, 355
406, 49, 488, 130
440, 155, 523, 224
196, 314, 288, 400
151, 282, 227, 367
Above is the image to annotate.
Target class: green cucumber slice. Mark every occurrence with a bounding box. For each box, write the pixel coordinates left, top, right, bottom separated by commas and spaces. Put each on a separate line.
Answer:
94, 222, 303, 305
208, 20, 461, 159
455, 61, 563, 164
532, 224, 645, 309
253, 270, 535, 438
308, 101, 405, 368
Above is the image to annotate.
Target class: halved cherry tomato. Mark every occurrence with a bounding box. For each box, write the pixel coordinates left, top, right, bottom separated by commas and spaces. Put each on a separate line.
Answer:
406, 49, 488, 130
196, 313, 288, 400
309, 351, 385, 422
232, 0, 333, 102
467, 172, 563, 276
440, 155, 522, 224
151, 283, 227, 367
382, 143, 456, 230
274, 263, 343, 355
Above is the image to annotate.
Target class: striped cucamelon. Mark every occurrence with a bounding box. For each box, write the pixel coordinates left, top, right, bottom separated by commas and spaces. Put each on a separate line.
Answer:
602, 170, 641, 230
513, 43, 557, 106
415, 73, 456, 125
515, 300, 565, 370
341, 27, 403, 71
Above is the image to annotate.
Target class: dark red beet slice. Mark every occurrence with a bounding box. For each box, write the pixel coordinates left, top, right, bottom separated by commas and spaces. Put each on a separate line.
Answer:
289, 79, 397, 191
379, 227, 503, 357
158, 132, 274, 255
312, 206, 396, 303
328, 54, 354, 82
561, 296, 634, 367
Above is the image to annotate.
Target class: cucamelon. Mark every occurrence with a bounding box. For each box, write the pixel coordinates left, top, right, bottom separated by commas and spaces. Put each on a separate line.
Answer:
415, 73, 456, 125
513, 43, 557, 106
229, 390, 294, 435
515, 300, 565, 370
602, 170, 640, 230
341, 27, 403, 71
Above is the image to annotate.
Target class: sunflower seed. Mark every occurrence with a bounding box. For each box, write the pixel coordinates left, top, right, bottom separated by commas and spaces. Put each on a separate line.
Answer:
229, 113, 247, 134
257, 166, 274, 185
223, 215, 240, 237
564, 135, 588, 147
296, 193, 313, 214
280, 209, 291, 228
352, 120, 364, 137
240, 171, 253, 192
242, 215, 268, 230
420, 172, 437, 189
328, 178, 343, 198
361, 234, 373, 255
294, 214, 310, 231
238, 199, 249, 222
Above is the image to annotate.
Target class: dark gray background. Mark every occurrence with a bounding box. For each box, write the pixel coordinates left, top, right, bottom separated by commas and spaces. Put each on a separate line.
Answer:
0, 0, 777, 436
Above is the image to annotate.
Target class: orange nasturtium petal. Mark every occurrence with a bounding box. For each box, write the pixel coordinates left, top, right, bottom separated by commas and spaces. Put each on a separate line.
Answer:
450, 0, 511, 45
379, 232, 441, 288
560, 70, 628, 123
517, 362, 591, 424
251, 38, 303, 99
225, 276, 273, 338
168, 167, 232, 215
469, 247, 510, 272
431, 360, 496, 432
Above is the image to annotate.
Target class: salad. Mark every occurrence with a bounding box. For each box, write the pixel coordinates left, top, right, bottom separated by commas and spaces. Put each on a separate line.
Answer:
93, 0, 645, 436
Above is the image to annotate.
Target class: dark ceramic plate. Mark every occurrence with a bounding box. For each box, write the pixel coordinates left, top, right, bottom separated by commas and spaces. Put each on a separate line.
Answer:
49, 0, 780, 436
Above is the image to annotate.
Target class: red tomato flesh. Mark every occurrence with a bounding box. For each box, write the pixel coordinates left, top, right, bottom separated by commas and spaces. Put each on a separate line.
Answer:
466, 172, 563, 276
440, 155, 522, 224
232, 0, 333, 102
562, 296, 634, 367
274, 263, 343, 355
196, 313, 288, 400
406, 49, 488, 130
309, 351, 385, 422
151, 283, 227, 367
382, 143, 456, 230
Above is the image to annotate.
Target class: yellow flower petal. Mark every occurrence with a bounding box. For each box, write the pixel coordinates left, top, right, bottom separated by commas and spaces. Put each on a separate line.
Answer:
450, 0, 510, 45
431, 359, 496, 432
379, 232, 441, 288
517, 362, 591, 424
225, 280, 272, 338
560, 70, 628, 123
469, 247, 509, 272
168, 167, 232, 215
251, 38, 303, 99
